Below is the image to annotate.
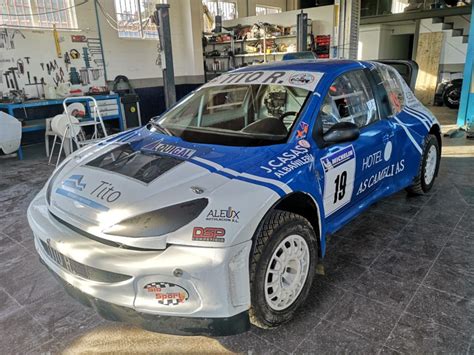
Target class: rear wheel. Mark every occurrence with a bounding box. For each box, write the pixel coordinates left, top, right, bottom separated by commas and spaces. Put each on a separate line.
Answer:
249, 210, 318, 328
407, 134, 440, 195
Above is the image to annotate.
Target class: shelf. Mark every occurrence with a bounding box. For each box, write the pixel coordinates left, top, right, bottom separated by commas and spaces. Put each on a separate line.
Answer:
234, 52, 287, 57
206, 34, 300, 45
204, 55, 231, 59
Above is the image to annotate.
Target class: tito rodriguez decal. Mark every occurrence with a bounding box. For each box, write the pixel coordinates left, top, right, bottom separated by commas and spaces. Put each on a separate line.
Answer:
202, 70, 323, 91
144, 282, 189, 306
55, 175, 122, 211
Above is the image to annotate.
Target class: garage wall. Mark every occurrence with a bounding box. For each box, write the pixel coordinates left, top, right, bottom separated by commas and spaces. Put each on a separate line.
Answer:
358, 23, 415, 60
0, 2, 103, 95
96, 0, 204, 84
233, 0, 288, 17
419, 18, 468, 66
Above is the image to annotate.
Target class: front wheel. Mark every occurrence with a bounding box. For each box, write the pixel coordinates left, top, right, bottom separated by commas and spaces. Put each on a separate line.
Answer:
249, 210, 318, 329
407, 134, 440, 195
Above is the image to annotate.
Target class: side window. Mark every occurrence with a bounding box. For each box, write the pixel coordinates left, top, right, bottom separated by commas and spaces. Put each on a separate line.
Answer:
319, 70, 379, 134
376, 64, 405, 115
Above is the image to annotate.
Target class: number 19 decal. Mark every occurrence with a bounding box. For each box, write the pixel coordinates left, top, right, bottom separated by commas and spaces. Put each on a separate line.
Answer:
334, 171, 347, 203
321, 146, 356, 217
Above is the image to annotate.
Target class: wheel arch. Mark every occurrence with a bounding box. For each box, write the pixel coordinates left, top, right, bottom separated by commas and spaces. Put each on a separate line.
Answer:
252, 192, 323, 257
430, 123, 442, 151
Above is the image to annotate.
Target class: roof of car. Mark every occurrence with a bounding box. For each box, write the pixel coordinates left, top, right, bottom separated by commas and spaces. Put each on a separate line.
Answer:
232, 59, 369, 75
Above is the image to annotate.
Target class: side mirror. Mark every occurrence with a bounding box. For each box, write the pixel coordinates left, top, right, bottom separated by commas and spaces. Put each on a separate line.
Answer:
323, 122, 360, 145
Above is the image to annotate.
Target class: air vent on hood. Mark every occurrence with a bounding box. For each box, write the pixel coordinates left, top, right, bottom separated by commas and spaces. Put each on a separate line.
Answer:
86, 144, 183, 183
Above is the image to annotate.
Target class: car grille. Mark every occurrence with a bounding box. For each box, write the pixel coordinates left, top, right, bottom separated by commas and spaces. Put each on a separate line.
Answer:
40, 239, 132, 283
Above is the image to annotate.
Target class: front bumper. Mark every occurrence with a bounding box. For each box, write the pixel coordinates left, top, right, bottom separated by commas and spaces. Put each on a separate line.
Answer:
28, 190, 252, 335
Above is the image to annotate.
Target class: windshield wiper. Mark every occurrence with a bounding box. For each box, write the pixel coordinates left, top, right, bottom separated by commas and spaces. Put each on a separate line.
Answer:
149, 120, 173, 136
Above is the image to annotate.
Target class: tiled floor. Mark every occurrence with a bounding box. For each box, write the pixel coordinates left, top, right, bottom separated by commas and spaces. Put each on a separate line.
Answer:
0, 106, 472, 354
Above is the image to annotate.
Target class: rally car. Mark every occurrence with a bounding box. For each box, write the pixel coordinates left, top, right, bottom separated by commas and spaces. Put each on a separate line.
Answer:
28, 59, 441, 336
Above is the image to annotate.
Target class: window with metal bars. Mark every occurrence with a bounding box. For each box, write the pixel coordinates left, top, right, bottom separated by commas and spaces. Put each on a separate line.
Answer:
114, 0, 165, 39
255, 5, 281, 16
202, 0, 238, 33
0, 0, 77, 29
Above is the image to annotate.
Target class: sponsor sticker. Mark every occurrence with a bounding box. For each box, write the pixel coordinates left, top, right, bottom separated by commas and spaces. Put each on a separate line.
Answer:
56, 175, 122, 211
202, 70, 323, 91
142, 139, 196, 159
320, 145, 356, 217
296, 122, 309, 139
144, 282, 189, 306
260, 144, 314, 178
298, 139, 310, 149
192, 227, 226, 242
321, 145, 355, 173
206, 207, 240, 223
289, 73, 315, 86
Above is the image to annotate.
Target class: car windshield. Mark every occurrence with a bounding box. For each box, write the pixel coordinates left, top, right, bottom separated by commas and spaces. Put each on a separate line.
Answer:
151, 80, 313, 146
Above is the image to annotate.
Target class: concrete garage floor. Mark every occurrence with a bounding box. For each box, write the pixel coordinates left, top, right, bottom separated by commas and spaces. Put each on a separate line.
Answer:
0, 106, 473, 354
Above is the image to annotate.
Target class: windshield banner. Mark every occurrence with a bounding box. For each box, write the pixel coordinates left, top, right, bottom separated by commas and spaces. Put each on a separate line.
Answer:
202, 70, 323, 91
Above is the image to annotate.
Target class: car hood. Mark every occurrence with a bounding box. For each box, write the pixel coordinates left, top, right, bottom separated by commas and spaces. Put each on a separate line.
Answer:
48, 127, 310, 235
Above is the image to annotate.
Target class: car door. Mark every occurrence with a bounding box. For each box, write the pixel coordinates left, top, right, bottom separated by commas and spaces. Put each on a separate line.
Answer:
313, 69, 397, 233
374, 60, 419, 91
369, 61, 423, 192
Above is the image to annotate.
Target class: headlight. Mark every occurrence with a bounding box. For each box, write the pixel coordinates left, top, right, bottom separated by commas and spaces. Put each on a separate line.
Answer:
103, 198, 208, 237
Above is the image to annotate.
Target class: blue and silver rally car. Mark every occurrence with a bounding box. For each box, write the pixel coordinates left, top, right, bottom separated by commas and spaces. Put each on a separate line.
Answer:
28, 60, 441, 335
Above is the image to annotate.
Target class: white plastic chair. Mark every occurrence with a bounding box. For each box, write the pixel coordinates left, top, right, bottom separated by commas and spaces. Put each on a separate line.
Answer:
62, 96, 108, 152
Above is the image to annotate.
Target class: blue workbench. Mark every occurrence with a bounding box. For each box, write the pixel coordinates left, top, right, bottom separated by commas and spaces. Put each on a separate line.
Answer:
0, 94, 124, 160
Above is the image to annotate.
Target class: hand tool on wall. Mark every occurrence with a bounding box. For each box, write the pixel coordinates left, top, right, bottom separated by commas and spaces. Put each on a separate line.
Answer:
24, 57, 30, 64
30, 76, 40, 98
54, 59, 58, 69
4, 72, 10, 89
17, 59, 24, 74
59, 67, 65, 83
79, 68, 90, 85
70, 49, 80, 59
53, 24, 62, 58
64, 51, 71, 71
40, 63, 44, 71
8, 67, 19, 90
82, 47, 91, 68
27, 72, 31, 85
46, 63, 51, 75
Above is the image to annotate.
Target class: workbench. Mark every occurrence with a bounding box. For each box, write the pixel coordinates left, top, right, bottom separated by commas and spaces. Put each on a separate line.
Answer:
0, 94, 124, 160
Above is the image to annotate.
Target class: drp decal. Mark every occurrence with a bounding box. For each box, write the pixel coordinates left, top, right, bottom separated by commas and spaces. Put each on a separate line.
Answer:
192, 227, 226, 242
321, 145, 356, 217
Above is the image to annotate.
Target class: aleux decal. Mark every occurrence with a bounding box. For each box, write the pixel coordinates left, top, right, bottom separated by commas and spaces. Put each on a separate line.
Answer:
144, 282, 189, 306
260, 144, 314, 178
192, 227, 226, 242
206, 207, 240, 223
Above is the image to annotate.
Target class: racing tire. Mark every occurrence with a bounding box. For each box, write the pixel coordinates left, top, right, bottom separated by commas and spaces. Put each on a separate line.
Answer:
406, 134, 440, 195
443, 86, 461, 109
249, 210, 318, 329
